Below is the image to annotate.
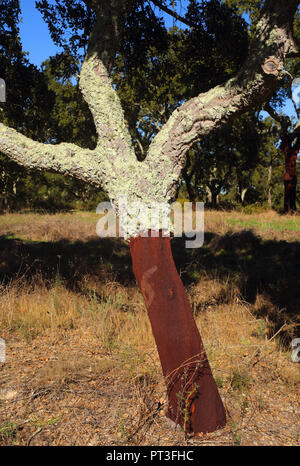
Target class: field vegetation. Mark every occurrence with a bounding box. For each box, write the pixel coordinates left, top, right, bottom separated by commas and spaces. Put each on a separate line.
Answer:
0, 210, 299, 446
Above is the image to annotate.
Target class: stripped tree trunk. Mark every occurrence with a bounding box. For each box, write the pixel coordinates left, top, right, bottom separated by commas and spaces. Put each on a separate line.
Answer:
130, 233, 226, 434
0, 0, 299, 436
280, 134, 299, 213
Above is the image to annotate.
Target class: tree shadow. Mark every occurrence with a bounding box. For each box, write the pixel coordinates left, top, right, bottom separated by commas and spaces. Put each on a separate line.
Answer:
0, 235, 135, 291
0, 229, 299, 340
172, 230, 300, 341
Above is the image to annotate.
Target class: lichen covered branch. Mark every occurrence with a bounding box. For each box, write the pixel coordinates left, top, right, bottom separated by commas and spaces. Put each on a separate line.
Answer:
0, 123, 104, 187
144, 0, 299, 202
0, 1, 138, 201
78, 0, 137, 182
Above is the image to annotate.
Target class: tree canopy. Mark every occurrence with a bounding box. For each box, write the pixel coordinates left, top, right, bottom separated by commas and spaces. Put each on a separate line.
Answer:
0, 0, 299, 214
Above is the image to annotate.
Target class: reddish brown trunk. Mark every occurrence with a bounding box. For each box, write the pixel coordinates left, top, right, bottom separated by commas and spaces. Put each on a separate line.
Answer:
281, 134, 299, 213
284, 179, 297, 212
129, 233, 226, 435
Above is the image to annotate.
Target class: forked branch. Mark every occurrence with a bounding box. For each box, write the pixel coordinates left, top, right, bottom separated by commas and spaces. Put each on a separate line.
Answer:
144, 0, 300, 201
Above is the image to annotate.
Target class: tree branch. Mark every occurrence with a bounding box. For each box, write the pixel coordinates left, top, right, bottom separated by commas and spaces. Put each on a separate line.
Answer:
151, 0, 193, 28
291, 93, 300, 119
79, 0, 137, 168
144, 0, 300, 201
264, 102, 291, 132
0, 124, 104, 188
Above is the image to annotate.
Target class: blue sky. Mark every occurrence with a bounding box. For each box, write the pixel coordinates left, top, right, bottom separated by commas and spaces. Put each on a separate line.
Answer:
18, 0, 179, 65
19, 0, 62, 66
18, 0, 298, 120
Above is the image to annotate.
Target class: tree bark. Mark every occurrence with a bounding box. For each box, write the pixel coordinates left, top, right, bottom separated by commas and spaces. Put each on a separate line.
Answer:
129, 233, 226, 435
267, 160, 273, 208
206, 184, 219, 209
211, 190, 219, 209
280, 134, 299, 213
0, 0, 298, 437
284, 179, 297, 212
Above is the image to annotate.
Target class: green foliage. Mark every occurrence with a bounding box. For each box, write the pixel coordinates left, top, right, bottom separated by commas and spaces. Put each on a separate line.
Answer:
180, 112, 266, 206
41, 52, 97, 149
0, 421, 18, 440
0, 0, 299, 213
36, 0, 94, 58
113, 1, 248, 158
0, 1, 103, 212
184, 0, 248, 96
225, 0, 263, 22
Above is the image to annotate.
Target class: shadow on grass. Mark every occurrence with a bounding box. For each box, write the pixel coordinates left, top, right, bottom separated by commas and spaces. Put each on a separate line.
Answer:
0, 229, 299, 340
0, 235, 134, 289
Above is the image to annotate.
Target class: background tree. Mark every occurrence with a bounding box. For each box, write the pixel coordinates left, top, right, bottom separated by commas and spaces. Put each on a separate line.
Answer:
0, 1, 106, 212
0, 0, 53, 211
263, 100, 300, 213
178, 112, 263, 207
113, 0, 249, 158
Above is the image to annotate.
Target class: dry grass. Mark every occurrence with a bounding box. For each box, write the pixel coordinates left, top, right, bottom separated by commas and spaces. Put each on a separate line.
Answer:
205, 208, 300, 242
0, 211, 99, 242
0, 210, 299, 446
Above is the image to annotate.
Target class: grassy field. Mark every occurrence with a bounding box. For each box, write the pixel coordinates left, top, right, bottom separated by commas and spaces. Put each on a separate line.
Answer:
0, 209, 299, 446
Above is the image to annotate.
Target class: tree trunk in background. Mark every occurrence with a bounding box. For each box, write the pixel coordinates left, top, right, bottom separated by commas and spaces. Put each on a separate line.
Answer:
280, 134, 299, 213
206, 186, 219, 209
184, 176, 196, 204
211, 190, 219, 209
267, 160, 273, 208
284, 179, 297, 212
241, 189, 248, 204
206, 186, 212, 205
129, 233, 226, 435
182, 153, 196, 204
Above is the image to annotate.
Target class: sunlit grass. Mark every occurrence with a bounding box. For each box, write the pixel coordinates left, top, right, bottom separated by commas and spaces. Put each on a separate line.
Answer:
0, 210, 299, 446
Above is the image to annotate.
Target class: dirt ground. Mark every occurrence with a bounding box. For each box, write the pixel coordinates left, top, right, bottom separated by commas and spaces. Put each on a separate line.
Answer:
0, 326, 299, 446
0, 211, 299, 446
